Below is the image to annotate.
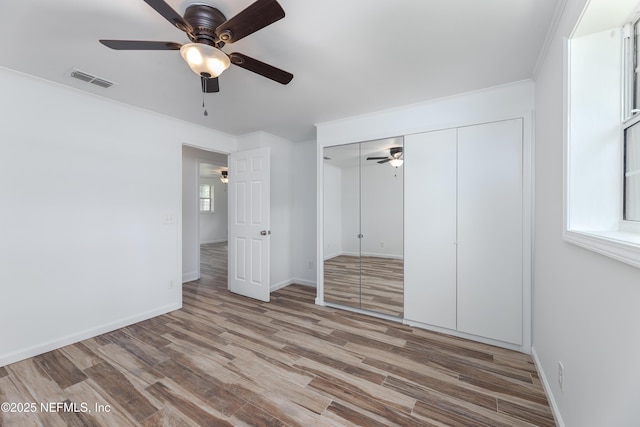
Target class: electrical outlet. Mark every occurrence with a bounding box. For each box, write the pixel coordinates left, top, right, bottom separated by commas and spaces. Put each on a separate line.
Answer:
380, 242, 385, 248
168, 280, 174, 290
558, 361, 564, 391
307, 261, 313, 269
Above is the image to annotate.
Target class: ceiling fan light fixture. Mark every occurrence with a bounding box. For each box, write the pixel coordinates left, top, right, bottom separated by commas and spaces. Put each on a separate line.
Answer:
389, 158, 404, 168
180, 43, 230, 77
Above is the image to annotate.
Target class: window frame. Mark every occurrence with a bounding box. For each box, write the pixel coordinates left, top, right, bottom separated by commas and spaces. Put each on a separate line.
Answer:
623, 114, 640, 223
563, 12, 640, 269
623, 19, 640, 224
199, 183, 214, 213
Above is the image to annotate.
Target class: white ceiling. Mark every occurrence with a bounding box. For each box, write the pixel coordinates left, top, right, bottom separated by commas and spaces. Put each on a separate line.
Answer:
0, 0, 560, 142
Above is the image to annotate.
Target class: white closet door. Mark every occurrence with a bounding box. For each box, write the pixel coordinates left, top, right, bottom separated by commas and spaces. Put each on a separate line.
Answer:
404, 129, 457, 329
457, 119, 523, 345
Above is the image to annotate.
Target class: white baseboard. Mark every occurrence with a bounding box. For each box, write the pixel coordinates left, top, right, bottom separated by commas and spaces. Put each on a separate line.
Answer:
0, 303, 181, 368
323, 252, 342, 261
341, 251, 359, 257
271, 279, 293, 292
182, 271, 199, 283
291, 278, 317, 287
531, 346, 565, 427
360, 251, 404, 260
270, 278, 317, 292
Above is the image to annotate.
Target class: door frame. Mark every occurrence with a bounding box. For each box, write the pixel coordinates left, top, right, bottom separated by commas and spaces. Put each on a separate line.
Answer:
180, 144, 229, 285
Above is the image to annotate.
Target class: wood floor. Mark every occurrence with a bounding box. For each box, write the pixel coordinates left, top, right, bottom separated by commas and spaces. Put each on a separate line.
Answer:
324, 255, 404, 317
0, 242, 555, 426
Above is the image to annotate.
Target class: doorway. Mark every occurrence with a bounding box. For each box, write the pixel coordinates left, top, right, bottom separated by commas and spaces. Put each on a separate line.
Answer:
181, 145, 228, 287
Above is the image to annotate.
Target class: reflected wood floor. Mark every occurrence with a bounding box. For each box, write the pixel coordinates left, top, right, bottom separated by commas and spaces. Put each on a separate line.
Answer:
0, 242, 555, 426
324, 255, 404, 317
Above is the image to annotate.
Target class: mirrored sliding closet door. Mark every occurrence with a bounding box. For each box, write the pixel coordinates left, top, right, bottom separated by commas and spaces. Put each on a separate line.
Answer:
322, 137, 404, 317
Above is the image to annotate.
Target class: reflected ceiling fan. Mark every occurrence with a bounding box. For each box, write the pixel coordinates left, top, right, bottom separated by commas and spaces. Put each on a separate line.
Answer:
99, 0, 294, 94
367, 147, 404, 167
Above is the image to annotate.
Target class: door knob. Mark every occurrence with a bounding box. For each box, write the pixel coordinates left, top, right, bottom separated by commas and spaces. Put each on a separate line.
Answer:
260, 230, 271, 236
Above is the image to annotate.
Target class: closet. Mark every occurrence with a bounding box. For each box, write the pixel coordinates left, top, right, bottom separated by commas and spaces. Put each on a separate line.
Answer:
404, 119, 523, 345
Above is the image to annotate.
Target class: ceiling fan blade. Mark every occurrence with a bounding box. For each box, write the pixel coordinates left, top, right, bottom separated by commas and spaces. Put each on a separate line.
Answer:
366, 157, 389, 160
215, 0, 285, 44
142, 0, 193, 34
229, 53, 293, 85
377, 159, 391, 164
99, 40, 182, 50
201, 76, 220, 93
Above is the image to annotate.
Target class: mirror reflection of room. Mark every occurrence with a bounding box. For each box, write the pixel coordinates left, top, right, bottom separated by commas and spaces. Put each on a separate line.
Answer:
323, 137, 404, 317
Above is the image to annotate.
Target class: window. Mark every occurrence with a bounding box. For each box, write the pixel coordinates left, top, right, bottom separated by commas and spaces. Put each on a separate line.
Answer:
624, 19, 640, 221
629, 20, 640, 119
200, 184, 213, 212
564, 1, 640, 268
625, 120, 640, 220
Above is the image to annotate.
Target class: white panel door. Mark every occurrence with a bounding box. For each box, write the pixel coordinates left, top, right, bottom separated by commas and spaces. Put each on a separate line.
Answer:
457, 119, 523, 344
228, 147, 270, 302
404, 129, 458, 329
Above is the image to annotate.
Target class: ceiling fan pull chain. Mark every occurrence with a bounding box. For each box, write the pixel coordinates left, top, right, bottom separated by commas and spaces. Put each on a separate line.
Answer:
202, 91, 208, 116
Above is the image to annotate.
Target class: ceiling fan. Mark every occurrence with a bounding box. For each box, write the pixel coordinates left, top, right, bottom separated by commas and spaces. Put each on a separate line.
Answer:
99, 0, 294, 94
367, 147, 404, 167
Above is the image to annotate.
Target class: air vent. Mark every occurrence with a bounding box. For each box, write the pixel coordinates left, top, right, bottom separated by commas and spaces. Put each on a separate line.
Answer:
69, 69, 116, 88
91, 78, 113, 88
70, 70, 93, 82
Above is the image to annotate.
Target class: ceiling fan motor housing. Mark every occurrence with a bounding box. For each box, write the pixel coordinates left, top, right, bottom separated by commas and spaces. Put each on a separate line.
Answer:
184, 4, 227, 47
390, 147, 403, 157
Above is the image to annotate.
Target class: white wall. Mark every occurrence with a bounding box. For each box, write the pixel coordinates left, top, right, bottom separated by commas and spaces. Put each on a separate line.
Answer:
333, 163, 404, 258
322, 163, 342, 259
181, 146, 228, 282
0, 66, 235, 366
199, 176, 228, 244
360, 163, 403, 258
341, 166, 361, 256
292, 140, 317, 286
237, 132, 294, 290
533, 0, 640, 425
316, 80, 535, 146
